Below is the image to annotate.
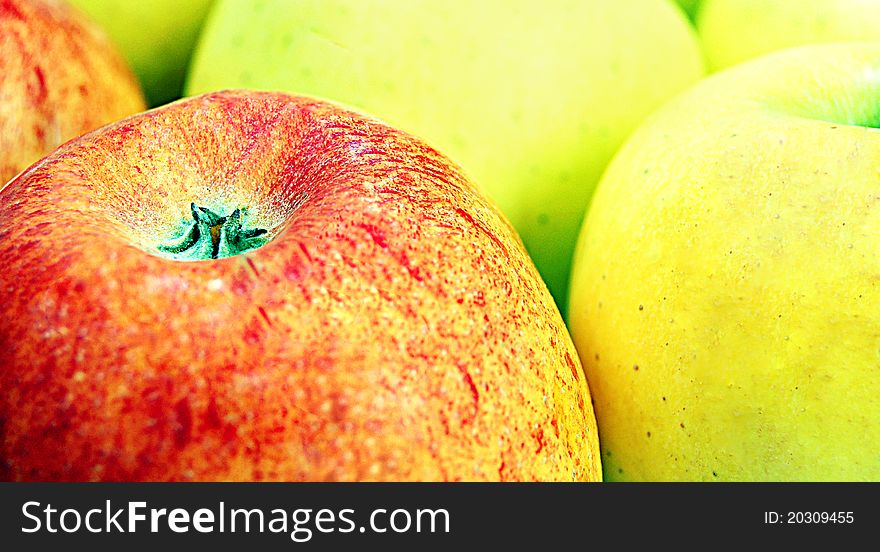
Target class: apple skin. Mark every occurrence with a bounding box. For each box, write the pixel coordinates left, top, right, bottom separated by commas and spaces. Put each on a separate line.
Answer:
0, 90, 600, 482
185, 0, 704, 308
67, 0, 214, 106
698, 0, 880, 71
569, 44, 880, 481
0, 0, 146, 185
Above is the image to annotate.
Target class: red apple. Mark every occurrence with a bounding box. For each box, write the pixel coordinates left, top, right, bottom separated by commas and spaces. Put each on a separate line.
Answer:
0, 90, 600, 481
0, 0, 145, 184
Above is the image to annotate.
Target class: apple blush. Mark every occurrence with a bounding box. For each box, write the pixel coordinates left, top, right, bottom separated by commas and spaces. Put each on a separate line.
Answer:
0, 0, 146, 184
0, 90, 600, 481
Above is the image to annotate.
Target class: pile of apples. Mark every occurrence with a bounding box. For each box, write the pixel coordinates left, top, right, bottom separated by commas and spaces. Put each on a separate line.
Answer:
1, 0, 878, 482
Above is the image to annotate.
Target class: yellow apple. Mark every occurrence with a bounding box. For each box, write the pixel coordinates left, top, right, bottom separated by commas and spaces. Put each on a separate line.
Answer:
569, 44, 880, 481
185, 0, 704, 307
698, 0, 880, 71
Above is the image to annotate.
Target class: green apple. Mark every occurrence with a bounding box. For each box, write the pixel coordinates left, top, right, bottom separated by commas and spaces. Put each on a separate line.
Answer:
186, 0, 704, 307
68, 0, 214, 106
569, 43, 880, 481
698, 0, 880, 71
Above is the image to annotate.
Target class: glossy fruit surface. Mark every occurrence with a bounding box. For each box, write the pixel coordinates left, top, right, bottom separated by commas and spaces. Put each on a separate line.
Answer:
570, 44, 880, 481
0, 0, 145, 184
698, 0, 880, 71
187, 0, 704, 307
0, 90, 600, 482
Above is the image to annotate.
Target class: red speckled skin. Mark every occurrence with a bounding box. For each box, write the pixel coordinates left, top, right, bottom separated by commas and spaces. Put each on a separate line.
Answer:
0, 91, 600, 481
0, 0, 145, 184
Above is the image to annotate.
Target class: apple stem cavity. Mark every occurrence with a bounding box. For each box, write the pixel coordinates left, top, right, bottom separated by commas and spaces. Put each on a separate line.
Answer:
158, 203, 268, 261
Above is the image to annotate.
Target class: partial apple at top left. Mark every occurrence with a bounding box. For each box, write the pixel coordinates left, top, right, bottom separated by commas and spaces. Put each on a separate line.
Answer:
0, 0, 145, 186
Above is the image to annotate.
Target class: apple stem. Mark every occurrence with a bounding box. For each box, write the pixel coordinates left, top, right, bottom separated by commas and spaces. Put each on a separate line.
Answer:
158, 203, 268, 260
